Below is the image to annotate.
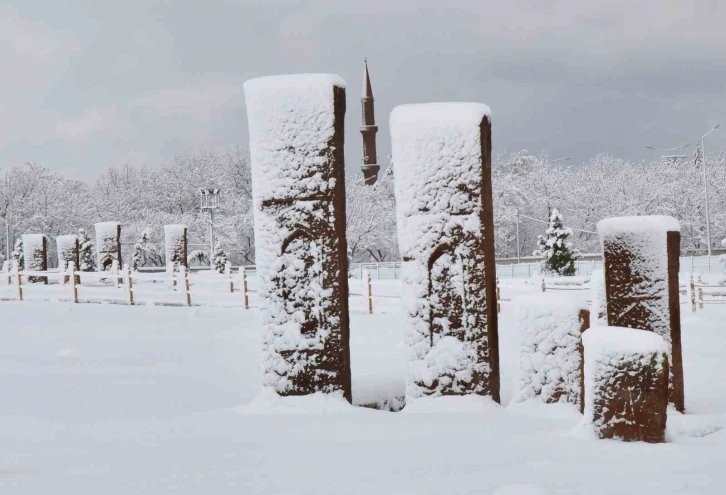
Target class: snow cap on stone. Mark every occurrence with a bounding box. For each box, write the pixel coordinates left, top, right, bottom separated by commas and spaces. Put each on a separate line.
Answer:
597, 216, 680, 237
390, 102, 491, 259
244, 74, 345, 205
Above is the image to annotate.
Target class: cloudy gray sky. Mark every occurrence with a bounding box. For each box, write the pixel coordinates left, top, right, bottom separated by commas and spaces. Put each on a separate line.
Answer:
1, 0, 725, 180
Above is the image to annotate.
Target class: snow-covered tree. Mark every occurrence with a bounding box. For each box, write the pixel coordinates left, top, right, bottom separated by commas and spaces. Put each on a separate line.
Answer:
11, 238, 23, 270
533, 209, 581, 276
78, 228, 96, 271
212, 242, 229, 273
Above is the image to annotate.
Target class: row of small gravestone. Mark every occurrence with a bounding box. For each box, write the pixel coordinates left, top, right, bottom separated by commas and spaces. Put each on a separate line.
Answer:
243, 73, 681, 443
15, 224, 187, 277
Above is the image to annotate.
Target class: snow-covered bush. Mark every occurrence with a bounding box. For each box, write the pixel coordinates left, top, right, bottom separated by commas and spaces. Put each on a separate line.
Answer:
391, 102, 498, 399
244, 74, 350, 398
11, 238, 23, 270
512, 295, 588, 409
212, 243, 229, 274
78, 228, 95, 272
164, 224, 187, 269
533, 209, 580, 276
582, 325, 668, 443
187, 250, 209, 266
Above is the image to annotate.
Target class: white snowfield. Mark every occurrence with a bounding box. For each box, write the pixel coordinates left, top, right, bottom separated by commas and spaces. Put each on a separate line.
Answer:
1, 279, 726, 494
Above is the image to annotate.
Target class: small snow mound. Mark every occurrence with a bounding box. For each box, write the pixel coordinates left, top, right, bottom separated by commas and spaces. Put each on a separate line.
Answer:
54, 348, 80, 358
402, 395, 498, 414
507, 400, 582, 421
238, 389, 355, 415
492, 484, 549, 495
667, 410, 724, 440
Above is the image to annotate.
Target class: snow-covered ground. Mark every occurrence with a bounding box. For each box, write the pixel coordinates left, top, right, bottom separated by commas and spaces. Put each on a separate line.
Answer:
1, 279, 725, 494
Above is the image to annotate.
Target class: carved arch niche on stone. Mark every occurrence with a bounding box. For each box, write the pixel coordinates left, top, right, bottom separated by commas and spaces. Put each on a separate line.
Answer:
427, 242, 466, 345
276, 227, 324, 335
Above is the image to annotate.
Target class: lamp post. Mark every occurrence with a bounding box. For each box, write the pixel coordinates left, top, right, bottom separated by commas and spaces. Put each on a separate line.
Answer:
700, 124, 721, 257
199, 188, 221, 267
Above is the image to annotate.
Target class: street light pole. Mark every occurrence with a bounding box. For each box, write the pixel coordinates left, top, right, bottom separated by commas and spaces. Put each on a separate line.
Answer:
515, 211, 521, 263
700, 124, 720, 257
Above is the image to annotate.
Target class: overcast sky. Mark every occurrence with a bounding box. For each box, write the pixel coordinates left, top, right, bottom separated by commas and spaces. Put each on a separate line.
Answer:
1, 0, 725, 180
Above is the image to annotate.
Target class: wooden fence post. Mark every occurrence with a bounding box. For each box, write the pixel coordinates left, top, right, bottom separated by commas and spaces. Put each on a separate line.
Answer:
68, 261, 78, 304
496, 277, 501, 314
111, 260, 120, 288
241, 267, 249, 309
3, 260, 10, 285
690, 277, 696, 312
225, 262, 233, 293
180, 265, 191, 306
14, 263, 22, 301
699, 287, 704, 309
125, 266, 134, 306
169, 263, 177, 289
366, 270, 373, 314
541, 278, 546, 293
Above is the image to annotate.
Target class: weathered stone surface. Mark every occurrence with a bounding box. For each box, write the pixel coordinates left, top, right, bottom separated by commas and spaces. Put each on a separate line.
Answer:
244, 74, 351, 401
598, 215, 684, 412
390, 103, 499, 400
23, 234, 47, 284
513, 295, 589, 412
583, 326, 668, 443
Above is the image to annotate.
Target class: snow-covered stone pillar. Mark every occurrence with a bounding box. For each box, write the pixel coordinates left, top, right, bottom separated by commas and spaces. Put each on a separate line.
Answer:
23, 234, 48, 284
390, 103, 499, 400
582, 326, 668, 443
95, 222, 122, 271
164, 224, 188, 269
56, 234, 79, 269
244, 74, 351, 401
597, 216, 684, 412
513, 295, 589, 412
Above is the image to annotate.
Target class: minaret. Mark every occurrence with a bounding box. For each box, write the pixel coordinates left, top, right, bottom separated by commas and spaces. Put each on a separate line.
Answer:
360, 59, 380, 185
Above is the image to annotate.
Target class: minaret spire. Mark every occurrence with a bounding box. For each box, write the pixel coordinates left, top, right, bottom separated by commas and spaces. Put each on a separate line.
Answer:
360, 58, 379, 185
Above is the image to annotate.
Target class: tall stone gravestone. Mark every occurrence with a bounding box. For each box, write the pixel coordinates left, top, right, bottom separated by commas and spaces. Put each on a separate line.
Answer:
56, 235, 79, 269
597, 216, 684, 412
23, 234, 47, 284
95, 222, 122, 271
390, 103, 499, 400
244, 74, 351, 401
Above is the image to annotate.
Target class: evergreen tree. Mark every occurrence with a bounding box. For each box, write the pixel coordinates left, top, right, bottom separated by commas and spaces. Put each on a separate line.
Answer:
11, 238, 23, 270
533, 208, 581, 276
78, 228, 96, 272
212, 242, 229, 274
131, 229, 153, 271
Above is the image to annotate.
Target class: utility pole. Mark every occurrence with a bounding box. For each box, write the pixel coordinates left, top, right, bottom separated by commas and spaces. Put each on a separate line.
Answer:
515, 211, 521, 263
700, 124, 721, 257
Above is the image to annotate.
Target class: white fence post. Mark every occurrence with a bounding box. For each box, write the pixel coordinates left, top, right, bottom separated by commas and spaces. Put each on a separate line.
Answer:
365, 270, 373, 314
13, 262, 22, 301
